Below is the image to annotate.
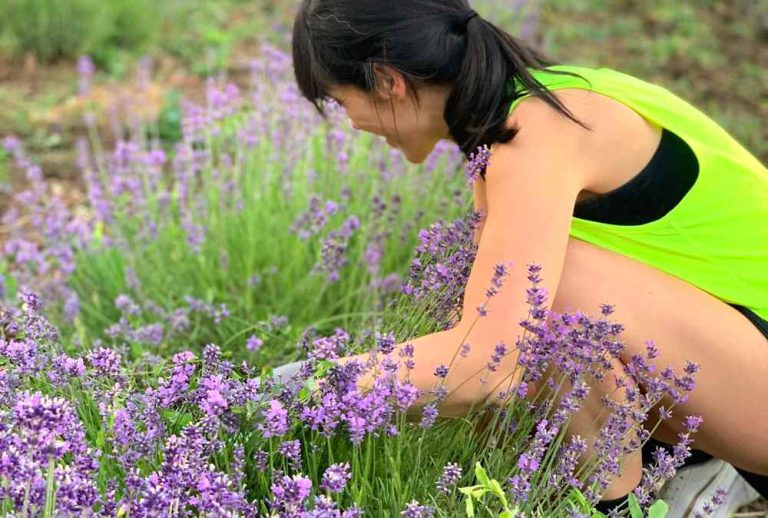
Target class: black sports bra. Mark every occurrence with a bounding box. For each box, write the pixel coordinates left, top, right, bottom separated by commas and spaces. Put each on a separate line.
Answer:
573, 128, 699, 225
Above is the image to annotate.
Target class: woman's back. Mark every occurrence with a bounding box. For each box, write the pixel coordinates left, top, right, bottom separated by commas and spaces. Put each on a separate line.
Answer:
509, 65, 768, 321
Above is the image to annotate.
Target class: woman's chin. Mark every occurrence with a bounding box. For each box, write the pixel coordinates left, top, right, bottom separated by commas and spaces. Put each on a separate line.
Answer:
403, 151, 426, 164
400, 145, 432, 165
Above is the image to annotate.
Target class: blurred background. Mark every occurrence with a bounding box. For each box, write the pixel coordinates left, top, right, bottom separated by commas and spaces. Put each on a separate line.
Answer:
0, 0, 765, 201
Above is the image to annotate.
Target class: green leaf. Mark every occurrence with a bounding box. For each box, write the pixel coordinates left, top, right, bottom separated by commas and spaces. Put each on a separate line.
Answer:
465, 493, 475, 517
474, 462, 490, 486
314, 359, 335, 377
162, 409, 194, 429
91, 220, 104, 247
647, 499, 669, 518
458, 485, 482, 496
469, 487, 488, 499
43, 458, 56, 517
489, 479, 509, 508
568, 488, 592, 513
628, 493, 644, 518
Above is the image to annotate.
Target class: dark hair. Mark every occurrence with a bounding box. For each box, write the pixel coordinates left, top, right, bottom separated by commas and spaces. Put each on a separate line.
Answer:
292, 0, 592, 162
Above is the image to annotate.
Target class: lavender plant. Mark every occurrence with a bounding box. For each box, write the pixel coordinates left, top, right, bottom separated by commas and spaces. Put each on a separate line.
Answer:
0, 258, 708, 515
0, 43, 465, 367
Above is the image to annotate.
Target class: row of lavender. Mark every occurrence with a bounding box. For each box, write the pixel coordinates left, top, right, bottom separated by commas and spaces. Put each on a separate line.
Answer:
0, 42, 721, 516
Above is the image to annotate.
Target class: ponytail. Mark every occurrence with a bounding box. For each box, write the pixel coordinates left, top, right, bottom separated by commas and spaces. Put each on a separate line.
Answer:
447, 13, 593, 157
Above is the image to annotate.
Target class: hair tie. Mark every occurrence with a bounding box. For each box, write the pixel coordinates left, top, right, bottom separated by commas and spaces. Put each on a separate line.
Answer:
464, 10, 479, 25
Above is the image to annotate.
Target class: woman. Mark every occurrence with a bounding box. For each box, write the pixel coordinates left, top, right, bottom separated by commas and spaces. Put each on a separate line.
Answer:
275, 0, 768, 513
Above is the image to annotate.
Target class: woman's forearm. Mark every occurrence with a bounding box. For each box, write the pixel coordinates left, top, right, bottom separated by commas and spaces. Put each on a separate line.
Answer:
332, 325, 500, 418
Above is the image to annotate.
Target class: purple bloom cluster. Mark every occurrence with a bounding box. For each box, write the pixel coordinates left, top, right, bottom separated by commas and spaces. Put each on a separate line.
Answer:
268, 471, 313, 514
309, 328, 350, 361
693, 487, 728, 517
320, 462, 352, 493
436, 462, 463, 494
402, 210, 483, 328
401, 499, 435, 517
291, 194, 341, 240
0, 391, 100, 512
466, 144, 492, 183
315, 215, 361, 282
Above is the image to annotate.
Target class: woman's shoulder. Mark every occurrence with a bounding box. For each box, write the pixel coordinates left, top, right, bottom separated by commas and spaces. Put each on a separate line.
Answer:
506, 88, 663, 197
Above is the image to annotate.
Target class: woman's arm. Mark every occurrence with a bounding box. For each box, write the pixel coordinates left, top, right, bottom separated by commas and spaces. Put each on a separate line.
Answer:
473, 177, 488, 245
335, 99, 594, 417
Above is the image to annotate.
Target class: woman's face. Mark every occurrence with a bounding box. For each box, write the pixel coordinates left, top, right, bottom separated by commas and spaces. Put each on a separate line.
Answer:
326, 74, 451, 164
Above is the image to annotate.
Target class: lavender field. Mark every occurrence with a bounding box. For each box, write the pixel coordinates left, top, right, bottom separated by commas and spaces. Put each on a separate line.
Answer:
0, 1, 765, 516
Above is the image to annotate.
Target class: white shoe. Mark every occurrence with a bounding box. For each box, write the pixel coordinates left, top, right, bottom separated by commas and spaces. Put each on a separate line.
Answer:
254, 360, 306, 392
657, 458, 760, 517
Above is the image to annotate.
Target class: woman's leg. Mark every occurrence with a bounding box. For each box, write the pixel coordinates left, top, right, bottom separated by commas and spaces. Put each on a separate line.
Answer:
548, 237, 768, 501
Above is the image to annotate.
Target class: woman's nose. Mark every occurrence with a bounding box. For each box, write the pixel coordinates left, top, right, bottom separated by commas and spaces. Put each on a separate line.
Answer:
349, 119, 360, 131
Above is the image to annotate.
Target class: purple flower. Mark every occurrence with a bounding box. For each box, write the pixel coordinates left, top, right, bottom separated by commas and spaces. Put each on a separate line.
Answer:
246, 335, 264, 352
517, 452, 540, 474
376, 331, 396, 355
87, 347, 122, 377
420, 403, 439, 429
393, 381, 420, 411
115, 294, 140, 316
508, 473, 532, 504
320, 462, 351, 493
401, 500, 435, 517
254, 450, 269, 471
76, 56, 95, 96
466, 144, 492, 183
269, 472, 313, 514
2, 135, 22, 153
658, 406, 672, 420
278, 439, 303, 470
270, 314, 289, 330
261, 399, 289, 438
19, 288, 41, 312
436, 462, 463, 494
135, 323, 164, 345
310, 328, 349, 361
684, 415, 703, 433
199, 375, 229, 416
434, 364, 449, 378
485, 261, 512, 298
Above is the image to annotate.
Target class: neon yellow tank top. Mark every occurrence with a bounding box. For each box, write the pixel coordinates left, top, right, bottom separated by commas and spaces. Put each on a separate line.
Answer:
508, 65, 768, 322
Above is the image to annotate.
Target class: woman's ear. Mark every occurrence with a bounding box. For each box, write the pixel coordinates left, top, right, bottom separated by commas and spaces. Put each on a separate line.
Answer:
372, 64, 407, 102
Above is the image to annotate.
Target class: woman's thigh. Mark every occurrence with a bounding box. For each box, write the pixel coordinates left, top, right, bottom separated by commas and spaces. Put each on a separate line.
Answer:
553, 237, 768, 475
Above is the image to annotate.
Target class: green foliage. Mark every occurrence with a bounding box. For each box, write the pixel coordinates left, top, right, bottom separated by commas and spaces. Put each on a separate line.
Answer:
459, 462, 519, 517
566, 488, 669, 518
0, 147, 9, 187
0, 0, 236, 65
0, 0, 112, 63
154, 89, 183, 147
157, 1, 243, 77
